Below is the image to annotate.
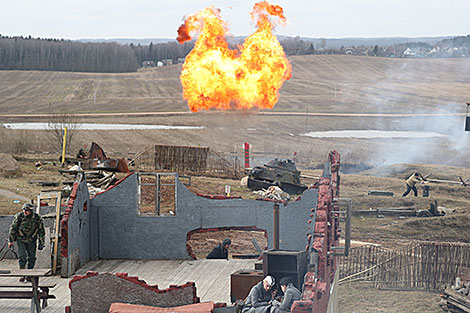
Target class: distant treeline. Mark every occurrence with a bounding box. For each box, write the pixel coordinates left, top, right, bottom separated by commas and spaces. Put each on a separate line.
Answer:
1, 34, 469, 73
0, 35, 314, 73
284, 35, 470, 59
0, 35, 193, 73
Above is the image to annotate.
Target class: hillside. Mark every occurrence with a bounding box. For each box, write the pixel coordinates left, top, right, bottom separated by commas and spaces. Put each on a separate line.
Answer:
0, 55, 469, 114
1, 55, 470, 171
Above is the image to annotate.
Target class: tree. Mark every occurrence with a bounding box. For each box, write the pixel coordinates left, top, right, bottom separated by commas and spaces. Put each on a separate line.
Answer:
48, 110, 81, 157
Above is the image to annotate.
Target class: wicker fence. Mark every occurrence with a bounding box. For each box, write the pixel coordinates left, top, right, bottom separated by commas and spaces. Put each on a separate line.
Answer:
339, 241, 470, 291
155, 145, 209, 173
132, 145, 242, 178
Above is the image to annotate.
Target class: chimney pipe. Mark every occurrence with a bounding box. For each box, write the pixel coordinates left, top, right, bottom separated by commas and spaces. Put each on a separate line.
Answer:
273, 203, 280, 250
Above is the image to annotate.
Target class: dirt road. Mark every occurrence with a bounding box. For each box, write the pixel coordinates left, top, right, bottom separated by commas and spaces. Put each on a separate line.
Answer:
0, 188, 29, 201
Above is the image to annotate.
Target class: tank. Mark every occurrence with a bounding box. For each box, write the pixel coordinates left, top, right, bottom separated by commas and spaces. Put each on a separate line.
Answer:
247, 158, 307, 195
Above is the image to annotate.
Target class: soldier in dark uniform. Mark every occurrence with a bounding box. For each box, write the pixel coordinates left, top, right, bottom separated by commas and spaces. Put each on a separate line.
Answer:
271, 277, 302, 313
206, 238, 231, 259
8, 203, 45, 280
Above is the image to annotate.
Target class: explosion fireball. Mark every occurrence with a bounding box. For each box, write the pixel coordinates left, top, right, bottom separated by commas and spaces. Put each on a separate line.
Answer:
177, 1, 291, 112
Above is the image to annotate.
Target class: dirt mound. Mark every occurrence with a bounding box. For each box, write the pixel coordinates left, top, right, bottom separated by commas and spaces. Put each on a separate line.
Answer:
0, 153, 20, 177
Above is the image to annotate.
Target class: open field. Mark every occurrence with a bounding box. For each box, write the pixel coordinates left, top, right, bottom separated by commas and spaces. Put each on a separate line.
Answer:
338, 281, 442, 313
1, 55, 470, 168
0, 55, 469, 114
1, 55, 470, 312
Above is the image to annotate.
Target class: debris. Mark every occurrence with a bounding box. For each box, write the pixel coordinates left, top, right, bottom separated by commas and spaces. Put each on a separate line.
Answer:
67, 142, 130, 173
420, 173, 469, 187
35, 160, 56, 170
60, 163, 117, 196
87, 184, 104, 198
441, 273, 470, 312
68, 165, 81, 171
253, 186, 290, 201
368, 190, 394, 196
377, 207, 417, 217
354, 201, 448, 218
28, 180, 59, 187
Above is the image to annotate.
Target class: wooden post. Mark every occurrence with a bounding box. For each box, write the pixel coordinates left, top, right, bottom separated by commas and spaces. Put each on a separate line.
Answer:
61, 127, 67, 167
273, 203, 279, 250
52, 193, 61, 274
244, 142, 250, 169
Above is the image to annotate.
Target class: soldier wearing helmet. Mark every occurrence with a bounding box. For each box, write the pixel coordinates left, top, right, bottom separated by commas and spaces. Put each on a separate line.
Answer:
206, 238, 231, 259
8, 203, 45, 280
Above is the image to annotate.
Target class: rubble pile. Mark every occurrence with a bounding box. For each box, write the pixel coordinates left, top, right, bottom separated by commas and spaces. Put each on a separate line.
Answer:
62, 166, 117, 196
441, 276, 470, 312
253, 186, 290, 201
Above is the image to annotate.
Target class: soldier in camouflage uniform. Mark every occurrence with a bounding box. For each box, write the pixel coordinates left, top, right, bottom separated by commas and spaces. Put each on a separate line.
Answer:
8, 203, 45, 275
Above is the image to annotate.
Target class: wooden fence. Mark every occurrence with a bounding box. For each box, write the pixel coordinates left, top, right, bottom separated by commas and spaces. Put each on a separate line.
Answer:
339, 241, 470, 291
155, 145, 209, 173
132, 145, 242, 178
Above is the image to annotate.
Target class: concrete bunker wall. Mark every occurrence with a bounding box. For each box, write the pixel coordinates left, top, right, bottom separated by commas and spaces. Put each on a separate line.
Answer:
90, 173, 317, 260
60, 176, 92, 277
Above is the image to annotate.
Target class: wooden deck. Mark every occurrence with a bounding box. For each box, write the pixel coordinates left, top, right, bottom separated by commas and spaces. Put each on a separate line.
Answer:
0, 258, 257, 313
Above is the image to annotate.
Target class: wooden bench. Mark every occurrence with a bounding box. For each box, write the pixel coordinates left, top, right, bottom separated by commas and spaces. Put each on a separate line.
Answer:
0, 284, 56, 308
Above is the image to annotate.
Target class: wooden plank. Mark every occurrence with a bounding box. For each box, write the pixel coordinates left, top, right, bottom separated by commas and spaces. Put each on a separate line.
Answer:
196, 260, 232, 299
201, 260, 233, 301
0, 284, 56, 288
0, 269, 51, 277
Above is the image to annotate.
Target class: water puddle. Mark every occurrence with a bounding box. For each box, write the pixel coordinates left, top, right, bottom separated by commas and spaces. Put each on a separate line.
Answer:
2, 123, 204, 130
301, 130, 447, 139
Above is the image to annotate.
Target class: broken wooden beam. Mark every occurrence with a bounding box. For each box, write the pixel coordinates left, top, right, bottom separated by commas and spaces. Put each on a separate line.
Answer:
368, 190, 394, 196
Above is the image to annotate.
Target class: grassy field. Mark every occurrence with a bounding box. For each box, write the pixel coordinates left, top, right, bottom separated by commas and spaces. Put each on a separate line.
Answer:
338, 281, 443, 313
1, 55, 470, 312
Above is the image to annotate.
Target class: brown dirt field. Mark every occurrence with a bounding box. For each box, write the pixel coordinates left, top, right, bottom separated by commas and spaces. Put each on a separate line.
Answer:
0, 55, 469, 114
1, 55, 470, 312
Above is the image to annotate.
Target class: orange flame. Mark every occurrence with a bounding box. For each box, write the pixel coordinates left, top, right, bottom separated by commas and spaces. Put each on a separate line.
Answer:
177, 1, 291, 112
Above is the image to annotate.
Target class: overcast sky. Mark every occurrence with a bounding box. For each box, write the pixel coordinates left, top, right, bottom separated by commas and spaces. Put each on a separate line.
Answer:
1, 0, 469, 40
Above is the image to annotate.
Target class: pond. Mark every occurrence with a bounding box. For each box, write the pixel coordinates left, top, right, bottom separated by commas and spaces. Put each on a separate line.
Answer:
2, 123, 204, 130
301, 130, 447, 139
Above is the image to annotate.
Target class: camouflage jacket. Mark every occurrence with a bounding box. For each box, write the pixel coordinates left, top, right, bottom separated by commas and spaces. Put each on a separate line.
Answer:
8, 212, 45, 245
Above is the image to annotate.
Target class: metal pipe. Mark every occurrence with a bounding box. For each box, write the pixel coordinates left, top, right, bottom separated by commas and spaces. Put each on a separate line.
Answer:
273, 203, 280, 250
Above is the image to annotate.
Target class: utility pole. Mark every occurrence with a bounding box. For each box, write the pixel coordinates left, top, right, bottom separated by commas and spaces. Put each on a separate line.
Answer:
305, 104, 308, 133
93, 87, 97, 105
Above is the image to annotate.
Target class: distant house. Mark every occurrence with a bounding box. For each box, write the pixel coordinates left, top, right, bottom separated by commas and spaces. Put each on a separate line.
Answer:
157, 61, 164, 67
402, 48, 415, 58
163, 59, 173, 66
177, 58, 185, 64
142, 61, 155, 68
